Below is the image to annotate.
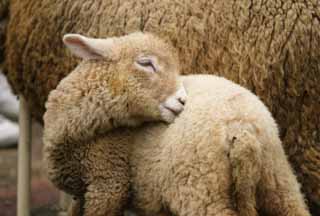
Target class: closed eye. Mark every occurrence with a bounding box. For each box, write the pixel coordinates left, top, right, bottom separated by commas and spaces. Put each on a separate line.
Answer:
136, 57, 157, 73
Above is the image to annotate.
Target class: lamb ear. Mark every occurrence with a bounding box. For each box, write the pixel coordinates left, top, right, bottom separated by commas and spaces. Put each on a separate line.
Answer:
63, 34, 113, 60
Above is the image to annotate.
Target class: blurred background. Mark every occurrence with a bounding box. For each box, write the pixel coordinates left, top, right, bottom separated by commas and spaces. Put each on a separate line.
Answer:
0, 71, 59, 216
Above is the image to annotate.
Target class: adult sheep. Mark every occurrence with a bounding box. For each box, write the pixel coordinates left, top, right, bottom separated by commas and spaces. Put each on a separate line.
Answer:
3, 0, 320, 211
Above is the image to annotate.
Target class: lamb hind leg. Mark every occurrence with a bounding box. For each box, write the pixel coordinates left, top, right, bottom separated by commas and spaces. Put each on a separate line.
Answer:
258, 174, 311, 216
164, 156, 239, 215
257, 146, 311, 216
229, 130, 262, 216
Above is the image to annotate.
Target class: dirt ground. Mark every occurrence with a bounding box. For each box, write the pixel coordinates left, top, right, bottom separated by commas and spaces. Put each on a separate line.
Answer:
0, 122, 59, 216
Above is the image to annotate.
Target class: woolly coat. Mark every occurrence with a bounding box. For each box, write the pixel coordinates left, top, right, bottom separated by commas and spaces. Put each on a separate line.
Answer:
3, 0, 320, 210
127, 75, 310, 216
54, 75, 310, 216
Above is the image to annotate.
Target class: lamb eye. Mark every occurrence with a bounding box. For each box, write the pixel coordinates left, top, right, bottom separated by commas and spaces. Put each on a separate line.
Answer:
136, 58, 157, 73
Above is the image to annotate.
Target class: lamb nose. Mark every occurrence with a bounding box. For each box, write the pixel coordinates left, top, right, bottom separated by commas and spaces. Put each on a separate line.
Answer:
178, 97, 186, 105
176, 85, 187, 105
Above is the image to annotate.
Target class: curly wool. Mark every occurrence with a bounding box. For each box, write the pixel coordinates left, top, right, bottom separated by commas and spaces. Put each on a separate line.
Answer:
43, 32, 186, 216
126, 75, 311, 216
3, 0, 320, 210
57, 75, 311, 216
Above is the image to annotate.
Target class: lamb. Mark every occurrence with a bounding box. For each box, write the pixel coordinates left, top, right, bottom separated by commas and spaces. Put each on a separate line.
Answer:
43, 32, 187, 216
3, 1, 320, 210
45, 33, 311, 216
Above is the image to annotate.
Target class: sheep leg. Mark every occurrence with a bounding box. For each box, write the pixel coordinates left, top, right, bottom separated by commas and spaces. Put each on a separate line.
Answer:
164, 147, 239, 215
229, 130, 261, 216
59, 192, 73, 215
68, 196, 84, 216
82, 179, 129, 216
257, 154, 311, 216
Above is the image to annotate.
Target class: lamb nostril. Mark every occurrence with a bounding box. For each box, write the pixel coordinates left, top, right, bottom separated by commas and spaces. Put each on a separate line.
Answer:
178, 97, 186, 105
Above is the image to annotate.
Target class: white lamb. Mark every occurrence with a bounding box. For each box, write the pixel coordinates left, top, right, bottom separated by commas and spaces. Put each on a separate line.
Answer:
45, 33, 310, 216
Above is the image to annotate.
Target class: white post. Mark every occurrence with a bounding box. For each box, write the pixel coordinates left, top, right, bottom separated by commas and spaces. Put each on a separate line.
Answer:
17, 96, 32, 216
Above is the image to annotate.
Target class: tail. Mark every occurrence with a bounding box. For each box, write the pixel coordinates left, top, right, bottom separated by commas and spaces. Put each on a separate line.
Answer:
229, 130, 262, 216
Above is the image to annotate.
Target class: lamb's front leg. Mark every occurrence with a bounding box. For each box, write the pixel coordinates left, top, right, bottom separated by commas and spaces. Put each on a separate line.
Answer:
81, 135, 130, 216
83, 179, 129, 216
67, 160, 130, 216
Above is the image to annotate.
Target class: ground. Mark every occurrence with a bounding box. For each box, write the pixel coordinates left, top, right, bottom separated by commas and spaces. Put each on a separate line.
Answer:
0, 122, 59, 216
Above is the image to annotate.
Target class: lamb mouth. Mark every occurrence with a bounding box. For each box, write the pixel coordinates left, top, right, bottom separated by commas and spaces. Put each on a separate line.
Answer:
163, 104, 182, 115
159, 84, 187, 123
159, 99, 185, 123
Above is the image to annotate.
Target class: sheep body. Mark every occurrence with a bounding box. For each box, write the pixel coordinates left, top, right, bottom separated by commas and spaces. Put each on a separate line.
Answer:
4, 0, 320, 210
122, 75, 311, 216
52, 73, 310, 215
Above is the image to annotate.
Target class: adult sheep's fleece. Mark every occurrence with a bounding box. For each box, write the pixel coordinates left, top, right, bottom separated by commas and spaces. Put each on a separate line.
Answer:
3, 0, 320, 210
0, 0, 8, 63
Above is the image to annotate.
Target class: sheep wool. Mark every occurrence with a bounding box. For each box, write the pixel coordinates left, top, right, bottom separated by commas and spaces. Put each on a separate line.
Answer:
3, 0, 320, 211
43, 32, 186, 216
48, 72, 311, 216
125, 75, 311, 216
